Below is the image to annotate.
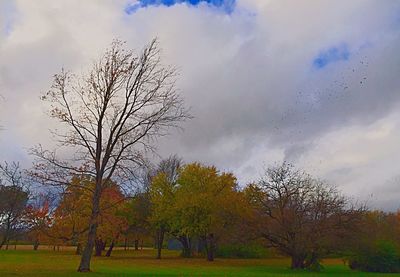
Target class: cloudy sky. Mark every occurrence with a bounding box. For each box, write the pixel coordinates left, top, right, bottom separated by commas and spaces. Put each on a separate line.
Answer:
1, 0, 400, 210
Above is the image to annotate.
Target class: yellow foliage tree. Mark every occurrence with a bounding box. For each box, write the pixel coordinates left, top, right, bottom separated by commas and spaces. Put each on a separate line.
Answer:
150, 162, 248, 261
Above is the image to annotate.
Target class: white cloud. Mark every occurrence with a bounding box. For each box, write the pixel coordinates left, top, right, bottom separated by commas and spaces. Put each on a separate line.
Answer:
298, 108, 400, 210
0, 0, 399, 209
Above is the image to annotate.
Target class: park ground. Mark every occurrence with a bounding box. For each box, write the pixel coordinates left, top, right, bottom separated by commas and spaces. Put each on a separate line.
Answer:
0, 246, 398, 276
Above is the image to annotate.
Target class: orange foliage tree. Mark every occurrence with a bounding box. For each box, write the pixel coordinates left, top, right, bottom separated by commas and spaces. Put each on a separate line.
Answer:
49, 176, 128, 256
23, 193, 53, 250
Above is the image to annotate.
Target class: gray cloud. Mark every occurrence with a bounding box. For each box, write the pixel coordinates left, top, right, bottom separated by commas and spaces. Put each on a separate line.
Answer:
0, 0, 400, 210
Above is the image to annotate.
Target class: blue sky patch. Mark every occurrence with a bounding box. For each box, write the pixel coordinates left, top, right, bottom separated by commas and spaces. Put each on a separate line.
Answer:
125, 0, 236, 14
0, 0, 16, 37
313, 44, 350, 69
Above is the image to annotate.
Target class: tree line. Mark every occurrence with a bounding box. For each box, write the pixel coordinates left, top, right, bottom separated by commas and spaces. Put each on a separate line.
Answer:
2, 158, 400, 272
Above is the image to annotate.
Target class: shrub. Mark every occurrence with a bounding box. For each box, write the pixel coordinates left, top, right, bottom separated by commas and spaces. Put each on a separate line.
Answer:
348, 240, 400, 273
216, 243, 269, 259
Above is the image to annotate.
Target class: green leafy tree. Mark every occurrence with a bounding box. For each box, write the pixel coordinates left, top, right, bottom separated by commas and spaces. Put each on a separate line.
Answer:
121, 192, 152, 252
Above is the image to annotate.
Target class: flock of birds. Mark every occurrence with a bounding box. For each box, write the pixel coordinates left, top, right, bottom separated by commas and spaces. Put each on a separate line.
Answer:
268, 57, 371, 162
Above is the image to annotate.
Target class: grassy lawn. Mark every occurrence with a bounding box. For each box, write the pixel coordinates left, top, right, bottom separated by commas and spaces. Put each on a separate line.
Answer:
0, 247, 397, 276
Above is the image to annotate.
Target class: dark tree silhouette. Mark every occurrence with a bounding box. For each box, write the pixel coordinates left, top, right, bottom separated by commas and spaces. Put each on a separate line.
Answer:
248, 162, 363, 270
0, 162, 29, 249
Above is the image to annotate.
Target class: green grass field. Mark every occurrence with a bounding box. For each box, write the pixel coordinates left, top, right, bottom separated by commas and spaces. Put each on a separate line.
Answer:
0, 247, 397, 276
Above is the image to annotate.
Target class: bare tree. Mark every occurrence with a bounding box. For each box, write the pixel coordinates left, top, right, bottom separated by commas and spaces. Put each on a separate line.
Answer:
0, 162, 29, 249
248, 162, 363, 270
30, 39, 190, 272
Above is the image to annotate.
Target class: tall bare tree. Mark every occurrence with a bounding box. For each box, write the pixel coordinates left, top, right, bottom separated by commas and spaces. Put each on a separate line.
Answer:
31, 39, 190, 272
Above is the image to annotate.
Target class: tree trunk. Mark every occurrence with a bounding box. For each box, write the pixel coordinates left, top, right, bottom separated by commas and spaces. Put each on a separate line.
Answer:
94, 237, 104, 257
0, 233, 8, 249
0, 221, 11, 249
291, 254, 306, 269
77, 183, 101, 272
124, 237, 127, 251
179, 235, 192, 258
105, 240, 115, 257
205, 233, 216, 262
33, 239, 39, 251
304, 251, 321, 270
141, 239, 143, 250
156, 228, 164, 259
134, 239, 139, 251
76, 243, 82, 255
